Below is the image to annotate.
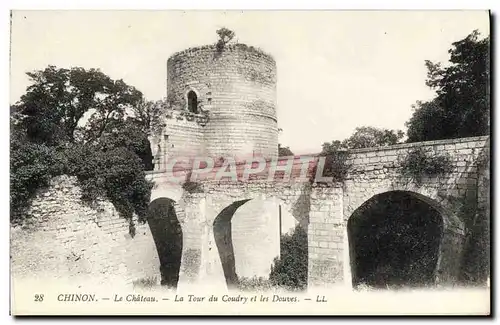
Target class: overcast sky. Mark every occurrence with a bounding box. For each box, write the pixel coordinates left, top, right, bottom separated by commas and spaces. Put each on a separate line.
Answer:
10, 10, 489, 154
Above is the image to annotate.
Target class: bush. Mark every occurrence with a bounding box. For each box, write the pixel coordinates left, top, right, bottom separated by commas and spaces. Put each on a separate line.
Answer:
269, 225, 308, 290
234, 225, 309, 292
10, 138, 65, 223
399, 147, 452, 185
182, 180, 204, 194
313, 150, 351, 183
10, 138, 153, 232
69, 146, 153, 224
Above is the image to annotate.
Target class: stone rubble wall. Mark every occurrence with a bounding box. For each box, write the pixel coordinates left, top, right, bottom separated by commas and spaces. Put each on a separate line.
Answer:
10, 175, 160, 288
307, 135, 490, 286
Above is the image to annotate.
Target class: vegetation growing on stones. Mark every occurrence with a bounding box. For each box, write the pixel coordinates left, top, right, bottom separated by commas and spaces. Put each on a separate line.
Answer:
215, 27, 235, 52
238, 65, 276, 85
317, 126, 404, 183
399, 147, 453, 185
314, 150, 351, 183
182, 180, 204, 194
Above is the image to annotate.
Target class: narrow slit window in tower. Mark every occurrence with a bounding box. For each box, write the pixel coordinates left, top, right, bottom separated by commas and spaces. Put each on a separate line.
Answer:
187, 91, 198, 114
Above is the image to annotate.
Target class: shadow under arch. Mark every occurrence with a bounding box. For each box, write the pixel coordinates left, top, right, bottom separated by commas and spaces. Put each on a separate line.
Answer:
213, 199, 251, 288
147, 197, 183, 288
347, 190, 452, 289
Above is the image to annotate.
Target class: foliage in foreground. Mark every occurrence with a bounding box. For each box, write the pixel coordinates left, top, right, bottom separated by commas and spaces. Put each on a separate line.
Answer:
237, 225, 308, 292
10, 66, 161, 230
406, 30, 490, 142
269, 225, 308, 290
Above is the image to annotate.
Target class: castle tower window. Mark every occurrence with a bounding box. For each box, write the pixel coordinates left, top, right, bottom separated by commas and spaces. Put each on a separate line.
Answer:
187, 91, 198, 114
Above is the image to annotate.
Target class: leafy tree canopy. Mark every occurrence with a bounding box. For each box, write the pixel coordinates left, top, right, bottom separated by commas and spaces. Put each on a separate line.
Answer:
406, 30, 490, 142
11, 66, 163, 229
216, 27, 235, 49
13, 65, 143, 145
322, 126, 404, 153
278, 144, 294, 157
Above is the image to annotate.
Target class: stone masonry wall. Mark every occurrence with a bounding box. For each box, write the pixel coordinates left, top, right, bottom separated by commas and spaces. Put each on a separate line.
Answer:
145, 136, 489, 289
162, 181, 310, 289
14, 138, 487, 290
150, 111, 207, 171
344, 136, 489, 223
163, 117, 206, 160
307, 135, 490, 287
307, 184, 345, 287
10, 176, 160, 288
462, 137, 490, 283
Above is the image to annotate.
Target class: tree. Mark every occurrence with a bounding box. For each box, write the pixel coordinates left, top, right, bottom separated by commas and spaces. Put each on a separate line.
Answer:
13, 65, 143, 146
131, 99, 167, 138
216, 27, 235, 51
96, 118, 155, 171
406, 30, 490, 142
278, 144, 294, 157
343, 126, 404, 149
322, 126, 404, 153
10, 65, 159, 228
318, 126, 403, 184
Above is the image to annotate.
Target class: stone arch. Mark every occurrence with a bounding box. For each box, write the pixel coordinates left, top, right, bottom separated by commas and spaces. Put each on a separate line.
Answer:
346, 190, 464, 289
212, 195, 295, 287
213, 199, 251, 287
150, 185, 184, 204
147, 197, 183, 288
344, 184, 464, 232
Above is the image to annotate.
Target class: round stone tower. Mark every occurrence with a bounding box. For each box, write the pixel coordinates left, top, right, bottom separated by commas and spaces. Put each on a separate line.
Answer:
166, 43, 278, 160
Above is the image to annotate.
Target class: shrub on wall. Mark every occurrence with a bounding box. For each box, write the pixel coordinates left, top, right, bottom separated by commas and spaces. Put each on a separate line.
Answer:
399, 147, 453, 185
182, 180, 204, 194
313, 150, 351, 184
11, 139, 154, 233
215, 27, 235, 52
10, 133, 66, 224
64, 145, 153, 225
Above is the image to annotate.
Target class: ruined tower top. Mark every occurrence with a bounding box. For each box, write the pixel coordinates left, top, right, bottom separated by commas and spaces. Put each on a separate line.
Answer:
165, 42, 279, 160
